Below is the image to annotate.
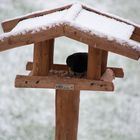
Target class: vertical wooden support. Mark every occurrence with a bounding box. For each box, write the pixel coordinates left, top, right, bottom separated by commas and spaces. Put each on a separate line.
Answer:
101, 50, 108, 75
32, 39, 54, 76
49, 39, 54, 68
55, 89, 80, 140
87, 46, 102, 80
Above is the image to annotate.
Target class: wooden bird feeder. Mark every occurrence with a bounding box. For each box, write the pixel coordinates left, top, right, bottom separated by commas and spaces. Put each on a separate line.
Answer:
0, 3, 140, 140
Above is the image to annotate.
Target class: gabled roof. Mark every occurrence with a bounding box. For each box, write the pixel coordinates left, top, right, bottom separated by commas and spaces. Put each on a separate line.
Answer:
0, 3, 140, 60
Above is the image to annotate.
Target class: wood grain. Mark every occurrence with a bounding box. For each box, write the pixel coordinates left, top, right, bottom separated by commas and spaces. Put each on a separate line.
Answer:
108, 67, 124, 78
0, 25, 63, 52
15, 75, 114, 91
64, 25, 140, 60
131, 33, 140, 42
101, 50, 108, 75
1, 24, 139, 60
26, 63, 68, 71
32, 39, 54, 76
87, 46, 102, 80
55, 89, 80, 140
26, 62, 124, 78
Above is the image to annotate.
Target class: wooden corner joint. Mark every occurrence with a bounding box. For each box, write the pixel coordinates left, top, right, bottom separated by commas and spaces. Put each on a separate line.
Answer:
108, 67, 124, 78
100, 69, 115, 82
100, 67, 124, 82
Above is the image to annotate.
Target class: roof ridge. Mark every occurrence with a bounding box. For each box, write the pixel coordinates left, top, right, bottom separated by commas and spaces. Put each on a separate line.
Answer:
65, 3, 83, 22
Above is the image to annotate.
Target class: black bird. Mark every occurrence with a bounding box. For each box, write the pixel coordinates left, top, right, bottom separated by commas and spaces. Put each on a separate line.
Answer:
66, 52, 88, 74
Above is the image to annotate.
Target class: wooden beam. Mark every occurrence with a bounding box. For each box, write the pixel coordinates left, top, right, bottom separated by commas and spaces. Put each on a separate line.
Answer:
26, 62, 123, 78
32, 41, 48, 76
26, 61, 33, 71
130, 26, 140, 43
26, 62, 68, 71
0, 25, 63, 52
51, 64, 69, 71
108, 67, 124, 78
131, 32, 140, 42
100, 69, 115, 82
2, 4, 72, 32
55, 89, 80, 140
64, 25, 140, 60
32, 39, 54, 76
15, 75, 114, 91
87, 46, 102, 80
101, 50, 108, 75
49, 39, 54, 68
1, 4, 140, 59
0, 24, 139, 60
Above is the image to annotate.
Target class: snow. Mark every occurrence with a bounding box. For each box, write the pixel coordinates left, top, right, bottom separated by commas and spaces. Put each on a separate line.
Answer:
75, 9, 134, 40
68, 21, 140, 52
11, 10, 67, 33
65, 3, 82, 21
2, 3, 70, 23
0, 3, 139, 53
0, 9, 67, 41
11, 3, 82, 33
78, 2, 140, 29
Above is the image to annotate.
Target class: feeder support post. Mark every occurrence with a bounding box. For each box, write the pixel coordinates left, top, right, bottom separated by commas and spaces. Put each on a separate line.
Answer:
55, 89, 80, 140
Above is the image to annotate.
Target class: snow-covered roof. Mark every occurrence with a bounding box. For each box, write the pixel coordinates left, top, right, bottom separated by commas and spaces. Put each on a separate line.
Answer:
10, 3, 134, 40
0, 3, 140, 60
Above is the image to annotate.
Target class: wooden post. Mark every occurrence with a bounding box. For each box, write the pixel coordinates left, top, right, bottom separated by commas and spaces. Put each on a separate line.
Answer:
32, 39, 54, 76
101, 50, 108, 75
87, 46, 102, 80
49, 39, 54, 68
55, 89, 80, 140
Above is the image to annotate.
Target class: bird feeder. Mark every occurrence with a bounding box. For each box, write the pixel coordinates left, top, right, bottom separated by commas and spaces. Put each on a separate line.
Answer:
0, 3, 140, 140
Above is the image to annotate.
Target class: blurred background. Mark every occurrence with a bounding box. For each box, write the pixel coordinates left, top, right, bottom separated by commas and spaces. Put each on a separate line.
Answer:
0, 0, 140, 140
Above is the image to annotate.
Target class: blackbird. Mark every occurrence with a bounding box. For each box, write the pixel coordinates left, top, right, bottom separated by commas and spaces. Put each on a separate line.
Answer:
66, 52, 88, 74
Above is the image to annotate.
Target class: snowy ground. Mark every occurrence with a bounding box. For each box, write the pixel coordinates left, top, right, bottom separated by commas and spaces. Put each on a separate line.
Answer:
0, 0, 140, 140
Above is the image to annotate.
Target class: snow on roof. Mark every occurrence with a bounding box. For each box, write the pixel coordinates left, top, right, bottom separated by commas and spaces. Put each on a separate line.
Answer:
74, 9, 134, 40
11, 10, 67, 33
0, 3, 134, 39
0, 3, 140, 52
65, 3, 82, 21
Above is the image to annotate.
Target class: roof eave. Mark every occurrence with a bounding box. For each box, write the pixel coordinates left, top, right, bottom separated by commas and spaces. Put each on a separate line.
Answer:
64, 24, 140, 60
1, 4, 72, 33
0, 24, 64, 52
0, 23, 139, 60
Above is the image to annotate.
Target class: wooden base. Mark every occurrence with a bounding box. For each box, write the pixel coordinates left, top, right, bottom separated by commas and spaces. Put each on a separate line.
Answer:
55, 90, 80, 140
14, 60, 126, 92
15, 74, 114, 91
